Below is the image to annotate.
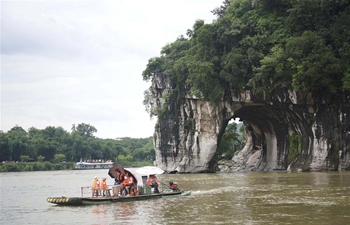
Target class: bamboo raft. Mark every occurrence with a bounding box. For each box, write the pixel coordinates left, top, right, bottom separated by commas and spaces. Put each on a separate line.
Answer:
47, 188, 191, 206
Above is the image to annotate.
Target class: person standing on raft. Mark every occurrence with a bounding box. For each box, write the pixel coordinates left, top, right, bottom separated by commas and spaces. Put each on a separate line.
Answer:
100, 177, 108, 196
147, 174, 159, 193
92, 176, 100, 197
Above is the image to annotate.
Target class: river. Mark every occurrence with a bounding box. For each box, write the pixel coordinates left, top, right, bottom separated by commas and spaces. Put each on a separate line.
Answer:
0, 169, 349, 225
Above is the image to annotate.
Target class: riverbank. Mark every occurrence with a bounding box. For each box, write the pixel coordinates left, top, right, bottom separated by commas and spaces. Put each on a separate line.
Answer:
0, 161, 153, 172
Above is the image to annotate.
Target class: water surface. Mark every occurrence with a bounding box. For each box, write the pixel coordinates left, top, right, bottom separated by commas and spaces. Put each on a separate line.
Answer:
1, 170, 349, 224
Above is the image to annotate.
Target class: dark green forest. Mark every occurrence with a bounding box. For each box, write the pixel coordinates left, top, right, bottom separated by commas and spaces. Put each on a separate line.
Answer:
0, 123, 154, 172
143, 0, 350, 110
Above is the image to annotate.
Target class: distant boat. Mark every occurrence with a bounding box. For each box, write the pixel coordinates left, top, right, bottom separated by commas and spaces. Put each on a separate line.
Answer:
74, 160, 113, 170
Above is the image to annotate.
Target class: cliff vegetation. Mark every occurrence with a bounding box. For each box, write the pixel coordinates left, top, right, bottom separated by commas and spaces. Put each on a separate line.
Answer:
143, 0, 350, 108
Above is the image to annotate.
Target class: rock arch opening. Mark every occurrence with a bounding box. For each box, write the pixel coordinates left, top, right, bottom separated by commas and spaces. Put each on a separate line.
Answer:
218, 104, 290, 171
216, 118, 244, 161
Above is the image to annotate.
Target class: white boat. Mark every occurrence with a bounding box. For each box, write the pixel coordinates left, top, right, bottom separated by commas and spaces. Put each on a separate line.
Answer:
74, 160, 113, 170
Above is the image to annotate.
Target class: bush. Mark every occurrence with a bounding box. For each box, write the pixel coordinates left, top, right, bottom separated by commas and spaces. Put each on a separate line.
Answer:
0, 163, 22, 172
54, 164, 64, 170
44, 162, 53, 170
24, 164, 34, 171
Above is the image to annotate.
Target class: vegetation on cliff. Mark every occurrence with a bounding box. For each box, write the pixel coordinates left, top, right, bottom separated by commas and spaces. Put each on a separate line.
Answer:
143, 0, 350, 106
217, 122, 245, 159
0, 124, 154, 172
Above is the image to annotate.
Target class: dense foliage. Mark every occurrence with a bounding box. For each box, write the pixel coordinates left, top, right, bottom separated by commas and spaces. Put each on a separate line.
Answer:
216, 122, 245, 159
0, 124, 154, 171
143, 0, 350, 108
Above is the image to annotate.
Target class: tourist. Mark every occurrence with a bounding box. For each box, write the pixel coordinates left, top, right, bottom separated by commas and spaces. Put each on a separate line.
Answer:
114, 172, 123, 185
147, 174, 159, 193
120, 173, 134, 196
92, 176, 100, 197
113, 172, 123, 197
100, 177, 108, 196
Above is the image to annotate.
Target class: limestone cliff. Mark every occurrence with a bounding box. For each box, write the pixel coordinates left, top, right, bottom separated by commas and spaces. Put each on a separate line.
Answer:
149, 72, 350, 173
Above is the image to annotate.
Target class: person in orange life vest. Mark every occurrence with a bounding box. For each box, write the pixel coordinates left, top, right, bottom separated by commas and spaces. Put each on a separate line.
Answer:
100, 177, 108, 196
92, 176, 100, 197
147, 174, 159, 193
120, 173, 134, 196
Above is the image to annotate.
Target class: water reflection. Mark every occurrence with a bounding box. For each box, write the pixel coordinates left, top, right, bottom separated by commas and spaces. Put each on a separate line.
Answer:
91, 205, 108, 215
114, 202, 137, 220
109, 200, 166, 224
91, 205, 108, 225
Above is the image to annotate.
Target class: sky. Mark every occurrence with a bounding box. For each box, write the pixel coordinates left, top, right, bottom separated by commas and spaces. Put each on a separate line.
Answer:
1, 0, 224, 139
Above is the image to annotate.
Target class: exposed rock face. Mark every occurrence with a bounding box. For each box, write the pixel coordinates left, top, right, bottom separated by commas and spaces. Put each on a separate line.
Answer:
149, 72, 350, 173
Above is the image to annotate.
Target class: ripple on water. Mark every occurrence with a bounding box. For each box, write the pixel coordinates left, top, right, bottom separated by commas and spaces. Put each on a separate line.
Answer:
1, 170, 350, 225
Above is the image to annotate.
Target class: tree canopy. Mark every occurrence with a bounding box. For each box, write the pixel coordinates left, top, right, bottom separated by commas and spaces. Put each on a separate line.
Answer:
0, 124, 154, 165
143, 0, 350, 110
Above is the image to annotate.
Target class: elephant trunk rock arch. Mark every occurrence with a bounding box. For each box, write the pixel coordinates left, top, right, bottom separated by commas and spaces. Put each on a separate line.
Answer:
149, 72, 350, 173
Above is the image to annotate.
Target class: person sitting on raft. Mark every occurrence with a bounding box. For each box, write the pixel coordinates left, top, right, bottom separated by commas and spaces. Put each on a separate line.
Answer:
120, 173, 135, 196
114, 171, 124, 185
147, 174, 159, 193
113, 172, 124, 196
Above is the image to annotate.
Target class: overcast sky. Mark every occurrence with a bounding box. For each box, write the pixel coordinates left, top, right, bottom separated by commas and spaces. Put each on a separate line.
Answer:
1, 0, 223, 139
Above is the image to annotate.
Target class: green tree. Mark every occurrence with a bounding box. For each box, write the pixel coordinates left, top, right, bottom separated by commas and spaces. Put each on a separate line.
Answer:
20, 155, 30, 162
71, 123, 97, 139
7, 126, 30, 161
53, 154, 66, 163
37, 155, 45, 162
211, 0, 231, 18
287, 31, 342, 95
217, 122, 244, 159
0, 131, 10, 161
36, 138, 57, 162
143, 0, 350, 112
1, 124, 154, 169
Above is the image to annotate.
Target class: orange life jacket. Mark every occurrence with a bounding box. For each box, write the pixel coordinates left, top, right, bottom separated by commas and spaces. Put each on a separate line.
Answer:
92, 180, 100, 189
100, 180, 108, 190
147, 176, 158, 186
121, 176, 132, 186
